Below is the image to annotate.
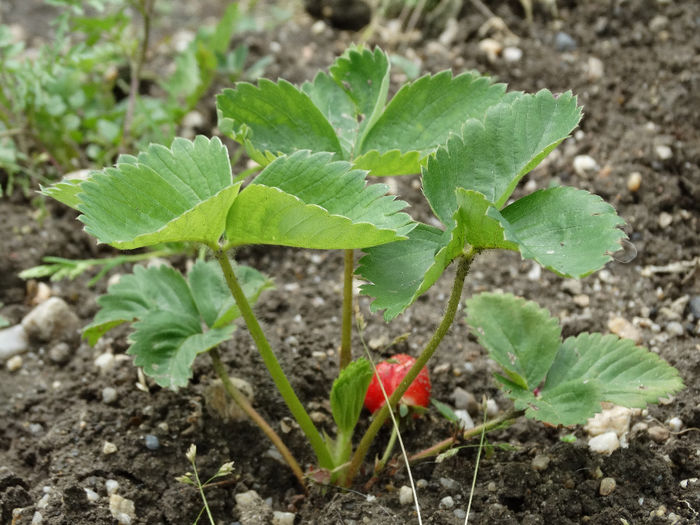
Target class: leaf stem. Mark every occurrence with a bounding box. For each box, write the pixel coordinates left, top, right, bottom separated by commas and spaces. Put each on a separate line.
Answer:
209, 348, 307, 490
407, 409, 524, 463
344, 251, 475, 485
213, 249, 335, 469
339, 249, 354, 370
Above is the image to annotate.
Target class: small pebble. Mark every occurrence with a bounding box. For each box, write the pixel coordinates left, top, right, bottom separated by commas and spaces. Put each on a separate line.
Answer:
689, 296, 700, 319
31, 511, 43, 524
573, 294, 590, 308
599, 477, 616, 496
573, 155, 599, 177
502, 46, 522, 62
454, 409, 475, 430
439, 477, 459, 491
105, 479, 120, 495
585, 56, 604, 81
554, 31, 577, 52
29, 423, 43, 435
667, 417, 682, 432
608, 316, 642, 344
627, 172, 642, 192
0, 324, 29, 360
103, 441, 118, 455
478, 38, 503, 62
679, 478, 698, 489
452, 387, 478, 413
48, 342, 71, 365
486, 399, 499, 417
102, 387, 118, 404
21, 297, 80, 343
6, 355, 23, 372
416, 479, 428, 489
666, 322, 684, 337
272, 511, 296, 525
648, 426, 670, 443
439, 496, 455, 509
585, 405, 633, 437
658, 212, 673, 229
85, 488, 99, 502
532, 454, 551, 471
453, 509, 467, 519
655, 145, 673, 160
588, 431, 620, 454
144, 434, 160, 450
109, 494, 136, 525
94, 352, 116, 373
399, 485, 413, 505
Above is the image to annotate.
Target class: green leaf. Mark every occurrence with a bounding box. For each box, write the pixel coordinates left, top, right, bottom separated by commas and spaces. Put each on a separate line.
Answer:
224, 151, 414, 249
352, 149, 424, 176
545, 333, 684, 408
356, 71, 506, 172
453, 189, 517, 250
330, 358, 374, 434
128, 311, 235, 389
83, 264, 198, 345
465, 293, 561, 390
73, 136, 240, 249
496, 187, 626, 278
357, 223, 463, 321
422, 90, 582, 225
41, 178, 86, 209
216, 79, 342, 164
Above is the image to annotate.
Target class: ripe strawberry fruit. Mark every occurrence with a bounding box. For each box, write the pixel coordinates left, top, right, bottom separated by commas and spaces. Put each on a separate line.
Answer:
364, 354, 431, 415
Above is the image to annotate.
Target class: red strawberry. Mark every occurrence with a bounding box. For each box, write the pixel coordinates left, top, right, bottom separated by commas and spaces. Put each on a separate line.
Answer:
364, 354, 431, 415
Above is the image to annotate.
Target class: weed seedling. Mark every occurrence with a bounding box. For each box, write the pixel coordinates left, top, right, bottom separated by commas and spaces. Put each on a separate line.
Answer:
43, 45, 682, 492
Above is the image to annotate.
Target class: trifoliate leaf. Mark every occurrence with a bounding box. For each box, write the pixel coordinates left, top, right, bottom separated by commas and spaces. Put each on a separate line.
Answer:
465, 293, 561, 390
330, 358, 373, 434
128, 310, 235, 389
73, 136, 240, 249
422, 90, 581, 226
224, 151, 415, 249
217, 79, 343, 164
83, 260, 271, 389
495, 186, 626, 278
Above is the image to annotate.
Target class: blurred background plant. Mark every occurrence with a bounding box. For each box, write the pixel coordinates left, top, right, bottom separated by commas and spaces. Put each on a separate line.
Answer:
0, 0, 284, 197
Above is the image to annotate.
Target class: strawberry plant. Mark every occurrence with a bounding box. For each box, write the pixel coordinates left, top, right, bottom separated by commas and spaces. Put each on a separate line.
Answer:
42, 45, 682, 491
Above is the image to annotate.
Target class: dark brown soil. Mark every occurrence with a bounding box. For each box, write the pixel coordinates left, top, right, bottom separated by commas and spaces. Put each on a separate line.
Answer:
1, 1, 699, 524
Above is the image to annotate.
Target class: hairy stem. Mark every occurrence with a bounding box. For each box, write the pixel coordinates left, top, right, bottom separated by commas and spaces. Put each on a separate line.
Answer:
339, 249, 354, 370
345, 252, 475, 485
214, 249, 335, 469
408, 409, 524, 463
209, 348, 307, 490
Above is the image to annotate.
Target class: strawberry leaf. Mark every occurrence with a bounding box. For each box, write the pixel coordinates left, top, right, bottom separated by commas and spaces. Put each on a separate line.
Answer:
224, 151, 415, 249
330, 358, 374, 435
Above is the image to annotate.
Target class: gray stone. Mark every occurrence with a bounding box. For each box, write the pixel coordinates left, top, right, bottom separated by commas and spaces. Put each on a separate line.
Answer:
554, 31, 577, 52
21, 297, 80, 344
0, 324, 29, 361
439, 477, 459, 491
689, 296, 700, 319
666, 322, 684, 337
102, 387, 118, 404
599, 477, 616, 496
144, 435, 160, 450
452, 387, 478, 414
439, 496, 455, 509
48, 342, 72, 365
235, 490, 272, 525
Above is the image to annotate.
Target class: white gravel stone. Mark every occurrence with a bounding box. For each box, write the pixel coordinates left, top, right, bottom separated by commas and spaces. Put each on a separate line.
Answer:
103, 441, 118, 454
588, 431, 620, 454
667, 417, 683, 432
503, 46, 523, 62
607, 316, 642, 344
6, 355, 23, 372
531, 454, 551, 471
416, 479, 428, 489
573, 155, 599, 177
235, 490, 272, 523
0, 324, 29, 360
478, 38, 503, 62
666, 322, 684, 337
105, 479, 120, 495
440, 477, 459, 491
486, 398, 499, 417
21, 297, 80, 343
94, 352, 116, 373
399, 485, 414, 505
627, 172, 642, 192
648, 425, 670, 443
109, 494, 136, 525
454, 409, 475, 430
585, 56, 604, 81
585, 405, 633, 437
102, 387, 118, 404
31, 511, 43, 524
439, 496, 455, 509
84, 488, 99, 502
658, 211, 673, 228
655, 145, 673, 160
272, 511, 296, 525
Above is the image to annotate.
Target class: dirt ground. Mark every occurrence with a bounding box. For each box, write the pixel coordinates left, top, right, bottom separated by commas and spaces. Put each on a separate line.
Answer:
1, 0, 699, 523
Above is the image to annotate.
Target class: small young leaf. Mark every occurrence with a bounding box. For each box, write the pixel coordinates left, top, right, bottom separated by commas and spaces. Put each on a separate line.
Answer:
330, 358, 374, 434
495, 186, 626, 278
217, 79, 343, 164
453, 189, 517, 251
465, 293, 561, 390
224, 151, 414, 249
73, 136, 240, 249
422, 90, 581, 225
